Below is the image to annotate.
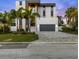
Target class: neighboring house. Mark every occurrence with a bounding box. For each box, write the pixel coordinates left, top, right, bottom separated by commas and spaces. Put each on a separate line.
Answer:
11, 0, 58, 32
57, 16, 63, 26
62, 16, 68, 25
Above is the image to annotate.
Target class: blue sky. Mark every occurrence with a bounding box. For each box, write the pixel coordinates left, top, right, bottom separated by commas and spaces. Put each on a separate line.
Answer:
0, 0, 78, 16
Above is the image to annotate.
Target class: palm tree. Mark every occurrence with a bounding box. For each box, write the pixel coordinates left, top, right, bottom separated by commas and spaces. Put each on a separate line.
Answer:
70, 8, 78, 30
66, 7, 77, 25
0, 13, 3, 18
65, 7, 78, 30
9, 9, 16, 25
0, 13, 4, 32
16, 8, 24, 31
10, 8, 24, 31
2, 11, 9, 32
23, 8, 40, 32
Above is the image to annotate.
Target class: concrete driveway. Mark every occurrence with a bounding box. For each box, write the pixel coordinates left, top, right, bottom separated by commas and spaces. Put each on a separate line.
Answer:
36, 32, 78, 42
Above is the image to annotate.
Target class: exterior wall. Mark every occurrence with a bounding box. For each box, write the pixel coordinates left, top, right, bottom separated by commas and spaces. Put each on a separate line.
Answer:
37, 17, 58, 24
36, 6, 58, 32
22, 18, 26, 30
12, 0, 58, 32
38, 7, 56, 17
16, 0, 26, 10
11, 18, 26, 31
62, 17, 68, 25
10, 19, 17, 31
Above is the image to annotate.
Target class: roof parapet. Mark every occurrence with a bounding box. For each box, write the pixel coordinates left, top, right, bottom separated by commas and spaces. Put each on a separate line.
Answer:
27, 0, 40, 3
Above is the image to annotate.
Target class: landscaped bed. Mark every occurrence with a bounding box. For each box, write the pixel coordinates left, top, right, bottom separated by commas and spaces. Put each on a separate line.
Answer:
0, 32, 38, 42
60, 26, 78, 35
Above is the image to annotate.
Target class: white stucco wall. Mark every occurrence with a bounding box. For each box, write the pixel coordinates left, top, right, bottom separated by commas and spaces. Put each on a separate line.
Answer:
38, 7, 56, 17
22, 18, 26, 30
36, 6, 58, 32
16, 0, 26, 10
62, 17, 68, 25
37, 7, 58, 25
10, 19, 17, 31
11, 18, 26, 31
38, 17, 58, 24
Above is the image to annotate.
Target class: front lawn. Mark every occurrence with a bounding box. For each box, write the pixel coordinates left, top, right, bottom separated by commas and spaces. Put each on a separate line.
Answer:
0, 33, 38, 42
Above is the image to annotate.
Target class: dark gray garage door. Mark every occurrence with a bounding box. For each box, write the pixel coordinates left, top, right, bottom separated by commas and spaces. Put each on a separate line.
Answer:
40, 24, 55, 31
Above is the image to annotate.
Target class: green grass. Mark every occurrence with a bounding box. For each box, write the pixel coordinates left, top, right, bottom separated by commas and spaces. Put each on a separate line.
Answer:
0, 33, 38, 42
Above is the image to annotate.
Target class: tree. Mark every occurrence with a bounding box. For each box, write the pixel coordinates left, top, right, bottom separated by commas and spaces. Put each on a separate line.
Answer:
23, 8, 40, 32
57, 16, 63, 26
66, 7, 76, 24
65, 7, 78, 31
10, 8, 24, 31
16, 8, 24, 31
9, 9, 16, 25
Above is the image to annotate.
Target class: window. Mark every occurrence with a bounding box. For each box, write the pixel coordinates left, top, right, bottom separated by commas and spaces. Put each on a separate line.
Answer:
11, 19, 16, 26
19, 1, 22, 5
43, 6, 45, 17
43, 10, 45, 17
11, 23, 16, 26
51, 6, 53, 16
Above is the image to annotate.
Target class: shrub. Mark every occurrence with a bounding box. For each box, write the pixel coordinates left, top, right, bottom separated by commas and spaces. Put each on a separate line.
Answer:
26, 28, 28, 31
0, 24, 3, 32
17, 29, 24, 32
61, 25, 78, 34
0, 24, 10, 33
62, 26, 72, 32
35, 34, 39, 39
4, 25, 10, 32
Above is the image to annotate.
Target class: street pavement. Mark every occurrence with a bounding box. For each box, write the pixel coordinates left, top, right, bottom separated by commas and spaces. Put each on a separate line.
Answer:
0, 43, 29, 49
0, 43, 77, 59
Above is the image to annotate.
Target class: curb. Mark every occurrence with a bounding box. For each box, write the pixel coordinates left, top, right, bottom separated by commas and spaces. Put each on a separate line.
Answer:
0, 42, 77, 44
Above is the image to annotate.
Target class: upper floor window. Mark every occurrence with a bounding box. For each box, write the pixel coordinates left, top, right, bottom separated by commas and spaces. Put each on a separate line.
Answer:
43, 10, 45, 17
11, 20, 16, 26
43, 6, 45, 17
11, 23, 16, 26
19, 1, 22, 5
51, 6, 53, 16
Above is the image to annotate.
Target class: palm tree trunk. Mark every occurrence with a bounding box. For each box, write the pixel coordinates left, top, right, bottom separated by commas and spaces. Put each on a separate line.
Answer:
19, 18, 22, 31
25, 19, 27, 32
28, 18, 31, 32
2, 24, 5, 32
17, 18, 18, 31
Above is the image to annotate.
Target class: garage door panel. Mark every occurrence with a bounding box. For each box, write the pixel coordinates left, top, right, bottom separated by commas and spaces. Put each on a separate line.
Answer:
40, 24, 55, 31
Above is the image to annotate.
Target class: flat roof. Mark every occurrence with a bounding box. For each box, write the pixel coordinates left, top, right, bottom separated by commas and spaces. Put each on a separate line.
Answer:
27, 0, 40, 3
40, 3, 56, 6
16, 0, 56, 6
